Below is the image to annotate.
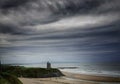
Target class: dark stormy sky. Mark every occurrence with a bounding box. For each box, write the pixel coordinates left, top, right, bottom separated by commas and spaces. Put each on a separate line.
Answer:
0, 0, 120, 64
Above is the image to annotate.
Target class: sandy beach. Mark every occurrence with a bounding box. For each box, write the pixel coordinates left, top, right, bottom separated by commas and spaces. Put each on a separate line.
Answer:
62, 72, 120, 82
19, 77, 98, 84
19, 71, 120, 84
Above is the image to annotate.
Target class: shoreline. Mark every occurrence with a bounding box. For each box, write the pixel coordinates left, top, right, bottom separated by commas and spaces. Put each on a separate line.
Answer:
62, 71, 120, 82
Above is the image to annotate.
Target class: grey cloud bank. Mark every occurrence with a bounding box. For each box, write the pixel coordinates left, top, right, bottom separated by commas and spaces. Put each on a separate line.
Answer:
0, 0, 120, 64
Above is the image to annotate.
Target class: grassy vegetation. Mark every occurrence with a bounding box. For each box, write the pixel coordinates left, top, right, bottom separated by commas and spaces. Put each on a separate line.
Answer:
0, 64, 64, 84
0, 72, 23, 84
1, 64, 64, 78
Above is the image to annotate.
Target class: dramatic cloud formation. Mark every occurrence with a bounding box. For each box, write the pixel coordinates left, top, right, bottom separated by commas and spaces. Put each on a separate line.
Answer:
0, 0, 120, 64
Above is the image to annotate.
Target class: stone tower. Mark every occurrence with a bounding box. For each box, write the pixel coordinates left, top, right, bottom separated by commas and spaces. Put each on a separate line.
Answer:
47, 61, 51, 69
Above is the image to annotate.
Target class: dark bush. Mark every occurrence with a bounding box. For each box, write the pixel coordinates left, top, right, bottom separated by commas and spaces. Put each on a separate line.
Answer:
0, 72, 23, 84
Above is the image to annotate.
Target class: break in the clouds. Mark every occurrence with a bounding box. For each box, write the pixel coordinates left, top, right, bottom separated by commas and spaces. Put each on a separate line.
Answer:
0, 0, 120, 64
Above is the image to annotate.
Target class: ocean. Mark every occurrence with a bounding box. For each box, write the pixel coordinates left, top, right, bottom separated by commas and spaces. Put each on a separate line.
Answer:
12, 62, 120, 78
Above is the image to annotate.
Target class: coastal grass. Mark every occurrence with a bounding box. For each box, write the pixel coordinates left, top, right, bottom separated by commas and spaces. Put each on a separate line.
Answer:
0, 72, 23, 84
1, 64, 64, 78
0, 64, 64, 84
